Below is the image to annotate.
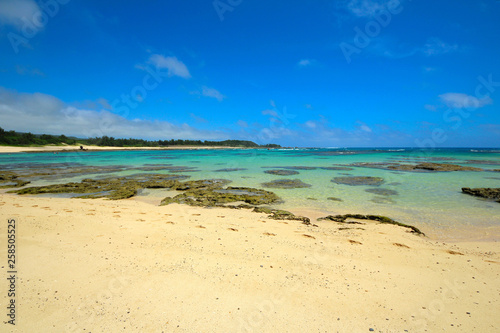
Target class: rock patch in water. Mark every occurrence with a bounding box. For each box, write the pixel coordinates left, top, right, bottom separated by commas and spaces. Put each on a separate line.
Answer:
332, 176, 384, 186
0, 171, 30, 188
365, 188, 398, 196
319, 166, 354, 171
264, 169, 299, 176
352, 162, 483, 172
161, 187, 280, 207
461, 187, 500, 203
214, 168, 247, 172
10, 174, 189, 200
261, 179, 312, 189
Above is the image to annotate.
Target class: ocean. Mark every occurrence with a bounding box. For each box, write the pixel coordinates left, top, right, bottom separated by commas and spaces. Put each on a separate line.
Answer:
1, 147, 499, 241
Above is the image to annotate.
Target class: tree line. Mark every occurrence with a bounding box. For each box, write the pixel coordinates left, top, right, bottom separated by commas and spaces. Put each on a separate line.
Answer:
0, 128, 280, 148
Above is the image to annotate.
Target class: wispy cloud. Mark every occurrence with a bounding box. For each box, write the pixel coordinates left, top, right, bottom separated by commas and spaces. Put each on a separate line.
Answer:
421, 37, 458, 56
15, 65, 44, 76
201, 86, 225, 101
439, 93, 492, 109
190, 113, 208, 123
346, 0, 390, 18
0, 0, 41, 30
366, 37, 458, 59
0, 88, 227, 140
147, 54, 191, 79
297, 59, 314, 67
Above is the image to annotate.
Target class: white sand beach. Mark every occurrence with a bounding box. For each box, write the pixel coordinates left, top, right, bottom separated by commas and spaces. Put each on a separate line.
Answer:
1, 193, 499, 332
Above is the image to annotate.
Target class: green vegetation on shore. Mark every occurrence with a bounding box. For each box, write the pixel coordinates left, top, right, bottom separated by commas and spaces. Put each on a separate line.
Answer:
0, 127, 280, 148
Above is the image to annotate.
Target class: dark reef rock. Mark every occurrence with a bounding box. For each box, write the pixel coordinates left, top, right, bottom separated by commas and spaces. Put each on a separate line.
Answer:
161, 187, 281, 207
318, 214, 424, 235
214, 168, 247, 172
370, 196, 396, 204
332, 176, 385, 186
365, 188, 398, 196
172, 179, 231, 191
0, 171, 30, 188
11, 174, 189, 200
264, 169, 300, 176
327, 197, 343, 202
464, 160, 500, 166
461, 187, 500, 203
352, 162, 483, 172
261, 179, 312, 189
319, 166, 354, 171
262, 166, 316, 170
253, 207, 311, 225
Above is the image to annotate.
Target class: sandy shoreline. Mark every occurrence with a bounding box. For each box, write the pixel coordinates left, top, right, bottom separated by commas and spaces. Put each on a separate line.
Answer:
0, 145, 254, 154
1, 193, 499, 332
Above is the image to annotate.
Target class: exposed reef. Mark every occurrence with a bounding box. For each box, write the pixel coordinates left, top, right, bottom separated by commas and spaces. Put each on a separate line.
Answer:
0, 171, 30, 188
332, 176, 385, 186
261, 179, 312, 189
10, 174, 190, 200
253, 207, 311, 225
318, 214, 424, 235
461, 187, 500, 203
351, 162, 483, 172
214, 168, 247, 172
264, 169, 299, 176
160, 186, 281, 207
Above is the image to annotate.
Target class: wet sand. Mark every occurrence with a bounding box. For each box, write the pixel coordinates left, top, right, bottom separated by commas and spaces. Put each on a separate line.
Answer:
1, 193, 499, 332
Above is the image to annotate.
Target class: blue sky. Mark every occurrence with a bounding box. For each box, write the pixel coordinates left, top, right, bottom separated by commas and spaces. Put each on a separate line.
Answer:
0, 0, 499, 147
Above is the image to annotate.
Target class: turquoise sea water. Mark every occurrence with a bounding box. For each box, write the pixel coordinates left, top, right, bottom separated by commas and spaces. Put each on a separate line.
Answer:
1, 148, 499, 240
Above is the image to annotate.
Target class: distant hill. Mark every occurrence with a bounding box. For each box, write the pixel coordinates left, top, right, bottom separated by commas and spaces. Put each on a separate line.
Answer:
0, 127, 280, 148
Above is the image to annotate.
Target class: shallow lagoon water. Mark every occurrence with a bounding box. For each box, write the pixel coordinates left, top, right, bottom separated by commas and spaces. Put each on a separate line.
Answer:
1, 148, 499, 240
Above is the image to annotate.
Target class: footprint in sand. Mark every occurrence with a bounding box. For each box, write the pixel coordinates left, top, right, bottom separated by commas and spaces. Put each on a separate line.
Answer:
393, 243, 410, 248
165, 221, 175, 224
113, 215, 121, 218
263, 232, 276, 236
136, 219, 145, 222
302, 234, 315, 239
227, 228, 238, 232
196, 225, 206, 229
348, 239, 362, 245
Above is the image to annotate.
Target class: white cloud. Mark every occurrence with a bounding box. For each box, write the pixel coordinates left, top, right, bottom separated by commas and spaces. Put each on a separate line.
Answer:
15, 65, 44, 76
298, 59, 312, 67
356, 120, 372, 132
201, 86, 225, 102
421, 37, 458, 56
237, 120, 248, 128
0, 88, 227, 140
346, 0, 390, 18
439, 93, 492, 109
147, 54, 191, 79
424, 104, 437, 111
0, 0, 41, 29
190, 113, 208, 123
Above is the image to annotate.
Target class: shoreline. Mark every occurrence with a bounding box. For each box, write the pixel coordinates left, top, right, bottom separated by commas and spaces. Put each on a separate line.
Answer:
0, 145, 260, 154
1, 193, 499, 331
